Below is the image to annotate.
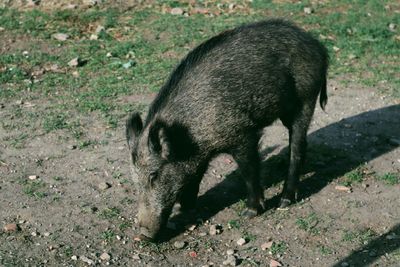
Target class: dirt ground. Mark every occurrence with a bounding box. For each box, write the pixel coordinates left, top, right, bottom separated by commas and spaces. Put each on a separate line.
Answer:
1, 77, 399, 266
0, 1, 400, 266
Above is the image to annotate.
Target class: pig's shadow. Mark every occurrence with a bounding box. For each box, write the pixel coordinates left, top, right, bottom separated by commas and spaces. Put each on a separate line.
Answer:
161, 104, 399, 241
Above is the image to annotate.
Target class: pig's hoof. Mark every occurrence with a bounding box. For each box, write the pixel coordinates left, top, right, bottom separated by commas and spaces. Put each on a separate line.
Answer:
241, 208, 258, 218
278, 198, 292, 209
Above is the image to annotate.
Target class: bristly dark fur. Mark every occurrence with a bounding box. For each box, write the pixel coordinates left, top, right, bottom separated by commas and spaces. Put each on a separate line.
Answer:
127, 18, 330, 240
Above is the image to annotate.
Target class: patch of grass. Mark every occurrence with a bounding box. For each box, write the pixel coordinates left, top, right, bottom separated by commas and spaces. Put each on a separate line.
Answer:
101, 230, 116, 242
318, 245, 333, 255
22, 180, 47, 199
227, 219, 241, 229
342, 228, 376, 245
119, 221, 132, 231
43, 113, 68, 133
377, 173, 399, 185
296, 212, 320, 235
9, 133, 28, 148
99, 207, 121, 219
270, 241, 287, 256
341, 167, 364, 186
242, 231, 257, 242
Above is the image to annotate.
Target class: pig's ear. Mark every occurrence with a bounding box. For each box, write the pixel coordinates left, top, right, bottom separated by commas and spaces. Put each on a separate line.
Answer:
149, 121, 198, 160
149, 121, 171, 160
126, 112, 143, 150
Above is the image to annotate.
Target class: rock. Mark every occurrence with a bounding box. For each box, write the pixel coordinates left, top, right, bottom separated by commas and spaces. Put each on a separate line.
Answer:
68, 144, 77, 150
122, 61, 134, 69
31, 231, 38, 237
187, 224, 197, 231
65, 4, 77, 9
389, 23, 397, 32
44, 232, 51, 237
71, 255, 78, 261
304, 7, 313, 14
98, 182, 111, 190
95, 25, 105, 34
335, 185, 352, 193
171, 7, 184, 15
72, 71, 79, 78
386, 232, 397, 240
100, 252, 111, 261
68, 57, 85, 67
270, 259, 282, 267
261, 241, 273, 250
89, 34, 98, 40
226, 249, 235, 255
4, 223, 18, 232
132, 254, 140, 260
236, 238, 247, 246
28, 175, 38, 180
174, 241, 186, 249
223, 255, 238, 266
0, 27, 5, 32
188, 251, 197, 258
106, 52, 113, 58
340, 262, 349, 267
52, 33, 69, 41
80, 255, 95, 265
209, 224, 222, 235
333, 46, 340, 52
369, 250, 377, 257
27, 0, 40, 6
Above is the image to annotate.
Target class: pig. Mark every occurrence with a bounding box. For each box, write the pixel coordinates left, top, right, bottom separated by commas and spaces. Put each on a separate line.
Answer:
126, 19, 328, 240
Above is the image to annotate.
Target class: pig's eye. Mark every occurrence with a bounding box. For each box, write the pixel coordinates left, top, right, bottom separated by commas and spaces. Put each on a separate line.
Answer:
149, 172, 157, 186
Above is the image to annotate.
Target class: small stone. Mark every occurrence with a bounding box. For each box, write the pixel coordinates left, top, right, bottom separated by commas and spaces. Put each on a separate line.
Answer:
335, 185, 352, 193
187, 224, 197, 231
174, 241, 186, 249
68, 57, 85, 67
44, 232, 50, 237
100, 252, 111, 261
65, 4, 77, 9
226, 249, 235, 255
0, 27, 5, 31
31, 231, 38, 237
71, 255, 78, 261
52, 33, 69, 41
72, 71, 79, 78
223, 255, 238, 266
333, 46, 340, 52
98, 182, 111, 190
68, 144, 77, 150
95, 25, 105, 34
89, 34, 98, 40
304, 7, 313, 14
16, 100, 24, 105
80, 255, 95, 265
106, 52, 113, 58
189, 251, 197, 258
209, 224, 222, 235
4, 223, 18, 232
28, 175, 38, 180
389, 23, 397, 32
270, 259, 282, 267
132, 254, 140, 260
236, 238, 247, 246
171, 7, 184, 15
261, 241, 273, 250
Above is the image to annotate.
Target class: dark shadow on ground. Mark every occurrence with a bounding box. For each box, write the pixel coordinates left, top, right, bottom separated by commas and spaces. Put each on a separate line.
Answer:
332, 223, 400, 267
160, 104, 400, 241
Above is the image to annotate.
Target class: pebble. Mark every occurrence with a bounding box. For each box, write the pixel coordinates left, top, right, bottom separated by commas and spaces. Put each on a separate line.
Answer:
236, 238, 247, 246
304, 7, 313, 14
98, 182, 111, 190
80, 255, 95, 265
335, 185, 352, 193
68, 57, 84, 67
71, 255, 78, 261
95, 25, 105, 34
389, 23, 397, 32
0, 27, 5, 31
31, 231, 38, 237
209, 224, 222, 235
132, 254, 140, 260
28, 175, 38, 180
4, 223, 18, 232
226, 249, 235, 255
52, 33, 69, 41
68, 144, 77, 150
170, 7, 184, 15
270, 259, 282, 267
106, 52, 113, 58
174, 241, 186, 249
187, 224, 197, 231
223, 255, 239, 266
261, 241, 274, 250
100, 252, 111, 261
44, 232, 50, 237
89, 34, 98, 40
